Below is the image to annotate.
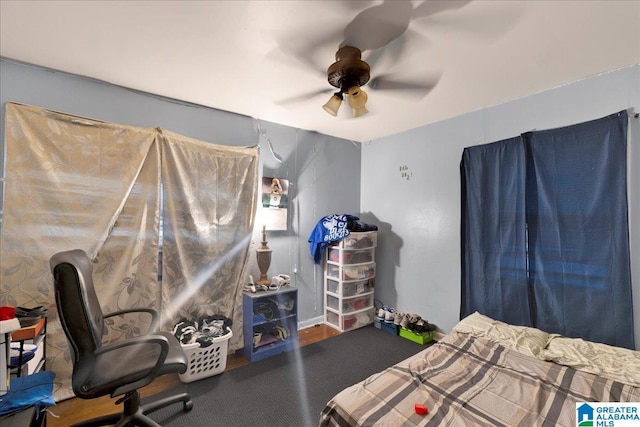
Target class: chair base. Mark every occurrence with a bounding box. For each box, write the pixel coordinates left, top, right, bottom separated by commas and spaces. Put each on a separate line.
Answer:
71, 390, 193, 427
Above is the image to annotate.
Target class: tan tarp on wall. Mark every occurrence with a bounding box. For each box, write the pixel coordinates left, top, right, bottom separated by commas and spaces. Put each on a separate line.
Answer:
160, 129, 257, 347
1, 103, 258, 400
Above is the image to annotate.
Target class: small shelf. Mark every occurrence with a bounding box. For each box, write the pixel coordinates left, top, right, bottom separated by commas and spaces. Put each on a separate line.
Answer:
10, 318, 46, 341
242, 287, 298, 362
10, 317, 47, 378
251, 312, 296, 328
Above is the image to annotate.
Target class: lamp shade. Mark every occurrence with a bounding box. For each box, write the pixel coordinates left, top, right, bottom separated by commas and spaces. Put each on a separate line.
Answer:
347, 86, 369, 117
352, 104, 369, 118
322, 94, 343, 116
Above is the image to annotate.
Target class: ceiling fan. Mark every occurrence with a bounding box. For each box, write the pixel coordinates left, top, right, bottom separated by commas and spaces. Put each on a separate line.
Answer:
273, 1, 522, 118
274, 0, 457, 118
320, 42, 443, 118
322, 45, 372, 118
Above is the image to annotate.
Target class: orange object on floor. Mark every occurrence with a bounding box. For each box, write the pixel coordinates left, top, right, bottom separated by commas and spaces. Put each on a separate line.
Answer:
415, 403, 429, 415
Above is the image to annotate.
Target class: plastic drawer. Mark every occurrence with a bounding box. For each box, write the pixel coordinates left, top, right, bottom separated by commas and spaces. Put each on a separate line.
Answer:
326, 311, 339, 328
341, 308, 374, 331
326, 279, 339, 294
342, 279, 374, 297
326, 263, 375, 281
326, 293, 372, 313
342, 263, 375, 281
326, 308, 374, 331
327, 294, 340, 311
327, 247, 375, 264
342, 294, 373, 313
337, 231, 377, 249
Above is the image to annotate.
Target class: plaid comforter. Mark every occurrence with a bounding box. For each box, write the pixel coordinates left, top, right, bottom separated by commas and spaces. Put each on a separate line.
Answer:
319, 332, 640, 426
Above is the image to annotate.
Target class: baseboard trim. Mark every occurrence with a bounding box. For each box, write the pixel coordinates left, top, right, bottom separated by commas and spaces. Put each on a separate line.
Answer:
298, 315, 324, 330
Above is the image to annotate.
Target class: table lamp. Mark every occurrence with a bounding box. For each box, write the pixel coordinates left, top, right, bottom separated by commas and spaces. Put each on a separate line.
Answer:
256, 225, 272, 286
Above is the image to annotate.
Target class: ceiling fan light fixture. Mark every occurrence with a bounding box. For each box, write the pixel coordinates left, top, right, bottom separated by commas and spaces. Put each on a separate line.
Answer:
323, 46, 371, 118
323, 92, 343, 116
347, 85, 369, 118
352, 105, 369, 118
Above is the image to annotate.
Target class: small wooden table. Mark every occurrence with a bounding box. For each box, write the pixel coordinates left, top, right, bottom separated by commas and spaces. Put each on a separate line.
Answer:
10, 317, 47, 377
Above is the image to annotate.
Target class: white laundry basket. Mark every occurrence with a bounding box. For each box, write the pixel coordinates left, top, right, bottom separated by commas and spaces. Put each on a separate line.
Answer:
178, 328, 232, 383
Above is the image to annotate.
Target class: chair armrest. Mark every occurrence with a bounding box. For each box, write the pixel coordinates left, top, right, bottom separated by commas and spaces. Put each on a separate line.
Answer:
103, 307, 159, 332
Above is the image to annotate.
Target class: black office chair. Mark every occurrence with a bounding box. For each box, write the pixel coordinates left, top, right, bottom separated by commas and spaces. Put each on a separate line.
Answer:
50, 249, 193, 427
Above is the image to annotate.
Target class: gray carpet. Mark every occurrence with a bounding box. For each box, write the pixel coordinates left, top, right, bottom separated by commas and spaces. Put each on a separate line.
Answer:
148, 324, 430, 427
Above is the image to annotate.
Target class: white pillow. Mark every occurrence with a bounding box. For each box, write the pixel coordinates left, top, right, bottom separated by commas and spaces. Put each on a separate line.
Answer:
454, 312, 549, 359
543, 335, 640, 387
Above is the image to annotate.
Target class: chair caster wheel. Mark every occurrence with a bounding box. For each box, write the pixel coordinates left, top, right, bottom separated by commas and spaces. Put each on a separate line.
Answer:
184, 400, 194, 412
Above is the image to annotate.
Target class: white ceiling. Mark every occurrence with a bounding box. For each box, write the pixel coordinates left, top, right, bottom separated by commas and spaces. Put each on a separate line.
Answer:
1, 1, 639, 142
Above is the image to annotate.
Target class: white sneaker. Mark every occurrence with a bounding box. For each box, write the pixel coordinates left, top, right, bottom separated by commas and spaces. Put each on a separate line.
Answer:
384, 307, 396, 323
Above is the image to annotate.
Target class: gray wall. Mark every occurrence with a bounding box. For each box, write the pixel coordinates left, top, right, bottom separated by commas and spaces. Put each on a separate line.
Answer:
362, 64, 640, 347
3, 57, 639, 345
0, 58, 361, 326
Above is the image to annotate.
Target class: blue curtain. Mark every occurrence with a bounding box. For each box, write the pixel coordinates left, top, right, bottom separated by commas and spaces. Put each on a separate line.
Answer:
461, 111, 634, 349
460, 137, 531, 326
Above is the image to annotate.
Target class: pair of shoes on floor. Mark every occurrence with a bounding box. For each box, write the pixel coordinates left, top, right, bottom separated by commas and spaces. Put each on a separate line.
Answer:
382, 312, 418, 328
403, 314, 437, 334
377, 306, 396, 323
15, 306, 48, 327
386, 312, 410, 327
395, 313, 428, 329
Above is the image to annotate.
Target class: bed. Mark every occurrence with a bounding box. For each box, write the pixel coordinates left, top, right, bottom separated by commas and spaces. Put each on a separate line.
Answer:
319, 312, 640, 426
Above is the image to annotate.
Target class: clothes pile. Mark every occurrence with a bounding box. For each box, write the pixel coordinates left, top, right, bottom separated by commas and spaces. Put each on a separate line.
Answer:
308, 214, 378, 264
172, 315, 232, 347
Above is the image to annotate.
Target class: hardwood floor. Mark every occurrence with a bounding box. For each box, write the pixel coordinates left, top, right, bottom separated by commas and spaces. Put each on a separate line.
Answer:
47, 323, 340, 427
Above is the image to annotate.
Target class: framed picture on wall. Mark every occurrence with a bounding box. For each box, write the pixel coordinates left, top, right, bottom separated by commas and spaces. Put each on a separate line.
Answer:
260, 177, 289, 230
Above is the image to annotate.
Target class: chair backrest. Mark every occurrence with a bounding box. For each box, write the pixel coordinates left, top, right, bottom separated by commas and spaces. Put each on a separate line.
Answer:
50, 249, 105, 385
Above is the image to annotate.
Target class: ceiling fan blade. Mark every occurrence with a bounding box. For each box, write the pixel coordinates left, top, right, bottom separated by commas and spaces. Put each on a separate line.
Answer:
363, 35, 407, 70
265, 46, 326, 79
368, 72, 441, 100
341, 0, 414, 51
274, 89, 331, 106
335, 0, 377, 13
268, 11, 346, 76
411, 0, 473, 19
271, 31, 341, 75
269, 1, 378, 70
363, 26, 433, 71
413, 1, 524, 41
